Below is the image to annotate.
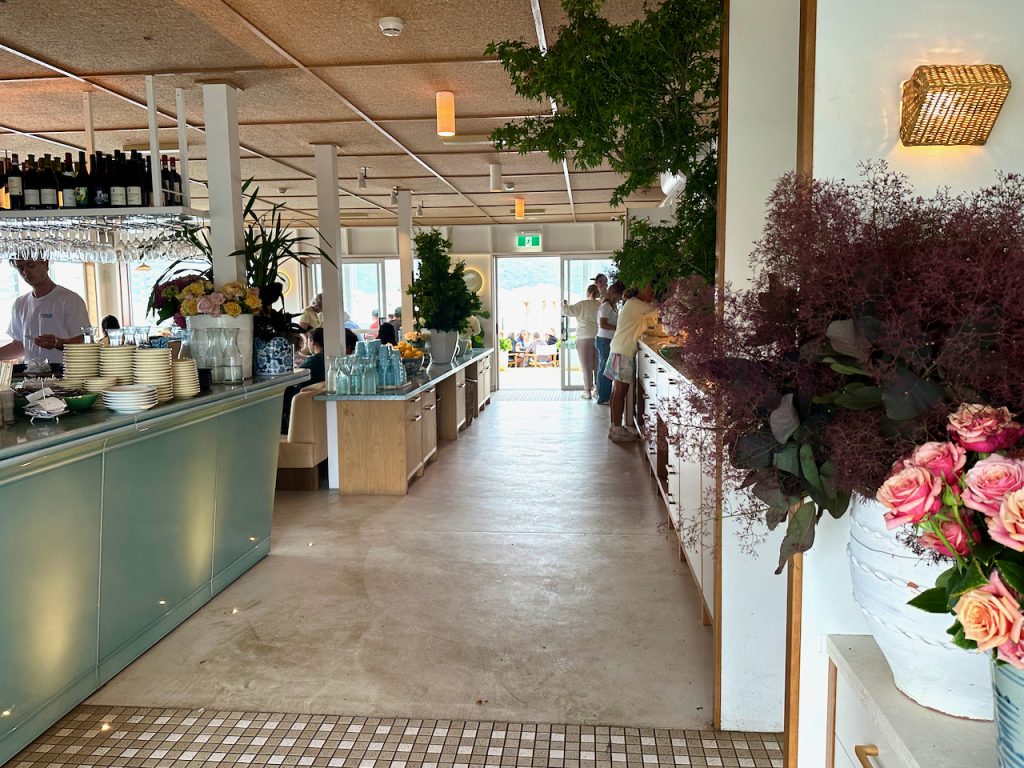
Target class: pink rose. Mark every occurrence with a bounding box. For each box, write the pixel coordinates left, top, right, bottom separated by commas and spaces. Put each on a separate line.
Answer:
955, 570, 1024, 652
209, 292, 226, 307
918, 519, 981, 558
962, 454, 1024, 516
876, 465, 942, 529
989, 489, 1024, 552
948, 404, 1024, 452
908, 441, 967, 483
196, 295, 221, 317
998, 639, 1024, 669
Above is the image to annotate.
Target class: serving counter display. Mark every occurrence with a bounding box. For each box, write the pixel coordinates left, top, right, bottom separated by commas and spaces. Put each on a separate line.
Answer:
0, 372, 307, 766
317, 348, 492, 494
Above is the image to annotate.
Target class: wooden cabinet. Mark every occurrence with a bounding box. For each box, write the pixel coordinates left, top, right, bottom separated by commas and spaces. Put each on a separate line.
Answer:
476, 352, 492, 412
421, 387, 438, 464
438, 367, 467, 440
405, 397, 424, 480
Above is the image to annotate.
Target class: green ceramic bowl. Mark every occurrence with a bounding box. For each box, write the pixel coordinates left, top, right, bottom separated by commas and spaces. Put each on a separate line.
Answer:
64, 392, 100, 412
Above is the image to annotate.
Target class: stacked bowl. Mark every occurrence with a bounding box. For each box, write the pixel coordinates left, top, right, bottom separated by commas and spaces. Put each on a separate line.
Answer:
61, 343, 100, 387
84, 376, 117, 407
172, 359, 200, 399
99, 346, 136, 385
133, 348, 174, 403
102, 384, 158, 414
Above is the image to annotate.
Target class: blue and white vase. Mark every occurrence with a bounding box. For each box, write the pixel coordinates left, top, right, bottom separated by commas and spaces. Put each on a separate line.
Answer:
995, 661, 1024, 767
254, 337, 294, 376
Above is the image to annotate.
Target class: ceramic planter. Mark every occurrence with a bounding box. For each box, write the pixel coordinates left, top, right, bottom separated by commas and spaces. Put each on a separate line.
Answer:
994, 661, 1024, 767
427, 329, 458, 365
186, 314, 254, 379
848, 495, 993, 719
254, 337, 294, 376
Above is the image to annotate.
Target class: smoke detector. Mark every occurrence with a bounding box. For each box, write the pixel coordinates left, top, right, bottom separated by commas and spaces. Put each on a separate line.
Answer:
378, 17, 405, 37
503, 182, 515, 192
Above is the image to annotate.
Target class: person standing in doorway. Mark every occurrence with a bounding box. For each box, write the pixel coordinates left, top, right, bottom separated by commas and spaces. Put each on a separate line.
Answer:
0, 259, 90, 364
594, 280, 623, 405
605, 284, 659, 442
592, 273, 609, 299
562, 284, 601, 399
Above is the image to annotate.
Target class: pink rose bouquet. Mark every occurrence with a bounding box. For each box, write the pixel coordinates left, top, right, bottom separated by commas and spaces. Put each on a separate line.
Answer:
881, 403, 1024, 668
179, 283, 262, 317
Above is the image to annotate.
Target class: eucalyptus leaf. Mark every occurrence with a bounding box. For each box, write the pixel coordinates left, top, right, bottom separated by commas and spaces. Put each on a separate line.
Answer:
775, 501, 817, 574
882, 367, 944, 422
826, 319, 871, 361
769, 393, 800, 444
773, 443, 800, 476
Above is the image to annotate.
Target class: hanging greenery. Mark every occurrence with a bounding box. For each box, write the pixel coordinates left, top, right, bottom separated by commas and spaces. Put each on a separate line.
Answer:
407, 229, 483, 333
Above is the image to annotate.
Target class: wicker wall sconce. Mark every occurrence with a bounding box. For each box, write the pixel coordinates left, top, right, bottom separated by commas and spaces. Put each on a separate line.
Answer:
900, 64, 1011, 146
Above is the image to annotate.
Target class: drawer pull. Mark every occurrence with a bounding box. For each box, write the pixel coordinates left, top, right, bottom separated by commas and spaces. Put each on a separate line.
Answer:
411, 414, 423, 422
458, 383, 467, 389
412, 396, 422, 403
855, 745, 879, 767
424, 404, 436, 411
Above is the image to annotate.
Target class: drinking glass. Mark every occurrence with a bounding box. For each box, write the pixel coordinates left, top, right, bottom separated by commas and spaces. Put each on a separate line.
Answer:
81, 326, 98, 344
108, 329, 124, 347
207, 328, 226, 383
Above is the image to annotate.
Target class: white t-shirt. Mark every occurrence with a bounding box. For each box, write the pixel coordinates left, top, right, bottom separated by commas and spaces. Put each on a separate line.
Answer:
562, 298, 600, 340
7, 285, 91, 363
596, 301, 619, 339
610, 298, 659, 356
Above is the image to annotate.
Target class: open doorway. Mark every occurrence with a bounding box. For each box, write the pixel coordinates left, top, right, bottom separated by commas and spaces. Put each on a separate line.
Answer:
495, 256, 561, 389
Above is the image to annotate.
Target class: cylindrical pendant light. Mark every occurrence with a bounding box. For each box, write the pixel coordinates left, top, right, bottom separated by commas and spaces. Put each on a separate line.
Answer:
435, 91, 456, 137
489, 163, 502, 192
515, 197, 525, 220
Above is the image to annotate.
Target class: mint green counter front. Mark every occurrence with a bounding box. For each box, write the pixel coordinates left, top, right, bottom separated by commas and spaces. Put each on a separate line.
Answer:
0, 372, 307, 765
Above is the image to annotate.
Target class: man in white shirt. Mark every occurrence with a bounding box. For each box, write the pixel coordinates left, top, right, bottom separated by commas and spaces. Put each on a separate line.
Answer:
1, 259, 90, 364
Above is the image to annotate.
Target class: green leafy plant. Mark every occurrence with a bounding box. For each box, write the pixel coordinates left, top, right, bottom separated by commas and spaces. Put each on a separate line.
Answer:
407, 229, 483, 333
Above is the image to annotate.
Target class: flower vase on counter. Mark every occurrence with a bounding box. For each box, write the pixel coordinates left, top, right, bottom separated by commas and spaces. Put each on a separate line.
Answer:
427, 330, 458, 365
185, 312, 254, 379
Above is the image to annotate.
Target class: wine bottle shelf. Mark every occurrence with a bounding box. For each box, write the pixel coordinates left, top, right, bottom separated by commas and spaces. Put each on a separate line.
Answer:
0, 205, 207, 225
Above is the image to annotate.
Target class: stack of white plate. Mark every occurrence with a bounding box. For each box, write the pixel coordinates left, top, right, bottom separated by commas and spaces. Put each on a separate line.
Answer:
99, 346, 136, 385
62, 343, 100, 386
133, 348, 174, 402
102, 384, 158, 413
172, 359, 200, 399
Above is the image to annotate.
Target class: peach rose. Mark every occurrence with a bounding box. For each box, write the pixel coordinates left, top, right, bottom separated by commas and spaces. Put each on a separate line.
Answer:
918, 519, 981, 558
909, 441, 967, 483
989, 489, 1024, 552
962, 454, 1024, 516
876, 465, 942, 529
955, 571, 1024, 652
948, 404, 1024, 453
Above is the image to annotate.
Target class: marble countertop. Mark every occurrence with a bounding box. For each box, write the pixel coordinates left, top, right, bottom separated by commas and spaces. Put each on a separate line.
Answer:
0, 372, 308, 464
316, 348, 492, 402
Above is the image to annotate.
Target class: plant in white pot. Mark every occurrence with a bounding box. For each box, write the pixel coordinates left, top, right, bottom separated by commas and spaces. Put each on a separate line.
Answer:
407, 229, 482, 365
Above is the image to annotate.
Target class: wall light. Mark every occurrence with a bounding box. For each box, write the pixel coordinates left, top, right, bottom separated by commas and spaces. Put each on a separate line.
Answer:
900, 64, 1011, 146
358, 166, 367, 189
436, 91, 456, 137
515, 198, 525, 220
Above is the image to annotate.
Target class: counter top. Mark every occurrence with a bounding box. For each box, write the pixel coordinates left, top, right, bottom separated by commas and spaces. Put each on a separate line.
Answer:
638, 337, 710, 392
316, 347, 492, 402
0, 372, 308, 464
827, 635, 995, 768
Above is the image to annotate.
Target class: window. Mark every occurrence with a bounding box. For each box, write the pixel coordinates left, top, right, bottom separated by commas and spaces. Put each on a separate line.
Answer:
123, 260, 208, 327
310, 259, 409, 332
0, 262, 88, 343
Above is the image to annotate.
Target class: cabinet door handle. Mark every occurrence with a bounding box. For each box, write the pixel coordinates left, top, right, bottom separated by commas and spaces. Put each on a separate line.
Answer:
424, 404, 436, 411
855, 745, 879, 767
458, 383, 467, 389
412, 396, 422, 403
411, 414, 423, 422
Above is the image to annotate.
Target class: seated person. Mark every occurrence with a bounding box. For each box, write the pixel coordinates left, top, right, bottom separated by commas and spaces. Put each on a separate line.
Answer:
377, 322, 398, 346
100, 315, 120, 346
346, 328, 357, 355
282, 328, 326, 434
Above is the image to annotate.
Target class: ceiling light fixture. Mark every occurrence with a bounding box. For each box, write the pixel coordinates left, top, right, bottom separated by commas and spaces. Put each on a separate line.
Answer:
900, 64, 1011, 146
390, 186, 399, 205
489, 163, 502, 192
417, 201, 424, 216
358, 166, 367, 189
515, 198, 525, 220
436, 91, 456, 137
378, 17, 405, 37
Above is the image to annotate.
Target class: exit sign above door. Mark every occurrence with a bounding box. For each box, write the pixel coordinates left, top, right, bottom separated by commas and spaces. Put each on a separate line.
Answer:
516, 232, 542, 251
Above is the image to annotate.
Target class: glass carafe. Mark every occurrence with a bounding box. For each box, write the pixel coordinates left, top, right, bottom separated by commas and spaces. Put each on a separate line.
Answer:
176, 329, 193, 360
222, 327, 244, 383
191, 329, 210, 369
334, 355, 352, 395
326, 355, 338, 394
207, 327, 226, 383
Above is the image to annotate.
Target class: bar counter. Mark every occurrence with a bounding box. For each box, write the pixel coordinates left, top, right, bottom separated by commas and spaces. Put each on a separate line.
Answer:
0, 372, 307, 766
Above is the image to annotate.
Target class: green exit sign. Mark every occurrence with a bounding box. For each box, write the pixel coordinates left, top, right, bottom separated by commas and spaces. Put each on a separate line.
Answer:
516, 233, 542, 250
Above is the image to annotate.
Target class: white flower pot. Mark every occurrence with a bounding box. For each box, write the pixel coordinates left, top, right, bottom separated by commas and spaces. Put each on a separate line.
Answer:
186, 313, 254, 380
427, 329, 458, 365
849, 495, 993, 719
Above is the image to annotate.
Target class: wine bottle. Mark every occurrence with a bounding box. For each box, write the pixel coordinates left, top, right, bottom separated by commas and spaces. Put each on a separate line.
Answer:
143, 156, 153, 207
23, 155, 40, 210
60, 152, 77, 208
7, 153, 24, 210
74, 151, 90, 207
160, 154, 171, 205
90, 153, 111, 207
109, 151, 127, 207
169, 156, 182, 205
126, 151, 144, 207
0, 156, 8, 210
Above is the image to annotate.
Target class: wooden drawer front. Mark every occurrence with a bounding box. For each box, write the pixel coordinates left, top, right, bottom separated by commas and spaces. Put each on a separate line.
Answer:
405, 403, 424, 479
405, 396, 423, 422
455, 369, 467, 425
834, 674, 899, 768
420, 387, 436, 410
422, 389, 438, 460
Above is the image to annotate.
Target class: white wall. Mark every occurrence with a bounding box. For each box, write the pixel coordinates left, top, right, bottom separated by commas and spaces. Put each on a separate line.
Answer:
716, 0, 801, 732
814, 0, 1024, 191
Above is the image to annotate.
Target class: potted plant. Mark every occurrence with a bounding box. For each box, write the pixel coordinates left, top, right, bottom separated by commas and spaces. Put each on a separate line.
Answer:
406, 229, 482, 364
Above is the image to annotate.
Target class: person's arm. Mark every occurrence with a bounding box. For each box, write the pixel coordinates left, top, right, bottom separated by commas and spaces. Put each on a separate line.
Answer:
0, 339, 25, 361
34, 332, 84, 351
561, 300, 580, 318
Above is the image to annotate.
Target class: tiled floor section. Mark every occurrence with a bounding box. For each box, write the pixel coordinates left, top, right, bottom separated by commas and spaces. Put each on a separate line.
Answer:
9, 706, 782, 768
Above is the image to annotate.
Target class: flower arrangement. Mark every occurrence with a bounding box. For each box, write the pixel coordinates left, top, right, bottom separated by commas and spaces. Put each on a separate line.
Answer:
149, 274, 209, 326
878, 403, 1024, 667
178, 280, 262, 320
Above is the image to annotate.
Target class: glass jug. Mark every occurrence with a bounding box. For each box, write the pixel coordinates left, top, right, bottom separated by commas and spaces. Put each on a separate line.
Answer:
176, 329, 193, 360
223, 327, 244, 383
191, 329, 209, 369
207, 327, 226, 383
334, 355, 352, 395
326, 355, 338, 395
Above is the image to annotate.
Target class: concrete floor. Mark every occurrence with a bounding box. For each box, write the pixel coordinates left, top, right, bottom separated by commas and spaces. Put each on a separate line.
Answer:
89, 396, 714, 729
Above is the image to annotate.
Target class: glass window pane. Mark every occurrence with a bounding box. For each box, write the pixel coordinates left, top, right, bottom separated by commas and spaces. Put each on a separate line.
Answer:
125, 260, 208, 327
342, 262, 382, 331
383, 259, 402, 325
0, 263, 89, 343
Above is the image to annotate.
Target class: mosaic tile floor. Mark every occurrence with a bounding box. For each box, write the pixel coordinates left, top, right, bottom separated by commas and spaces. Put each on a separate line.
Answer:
8, 707, 783, 768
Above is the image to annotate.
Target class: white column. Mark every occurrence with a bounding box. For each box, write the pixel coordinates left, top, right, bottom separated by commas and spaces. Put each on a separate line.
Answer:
175, 87, 191, 208
145, 76, 162, 208
201, 83, 245, 286
397, 189, 414, 333
314, 144, 344, 490
82, 92, 95, 170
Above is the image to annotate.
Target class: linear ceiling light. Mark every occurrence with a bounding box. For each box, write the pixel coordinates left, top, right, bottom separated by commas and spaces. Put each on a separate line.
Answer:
358, 166, 367, 189
489, 163, 502, 193
900, 64, 1011, 146
515, 198, 525, 220
417, 201, 424, 216
436, 91, 456, 137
